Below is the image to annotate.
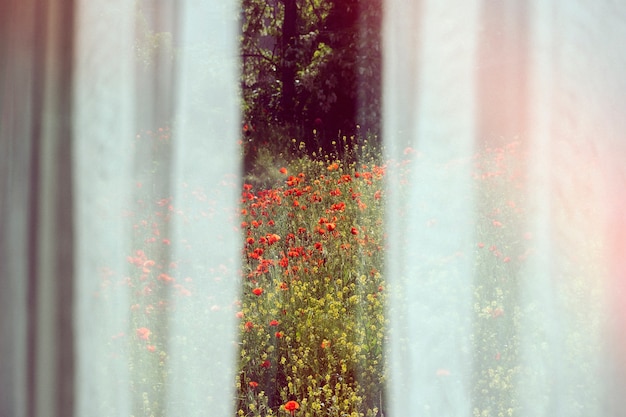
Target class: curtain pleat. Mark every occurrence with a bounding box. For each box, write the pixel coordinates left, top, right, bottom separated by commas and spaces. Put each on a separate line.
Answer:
1, 1, 75, 417
0, 3, 34, 415
383, 1, 480, 416
72, 1, 241, 416
383, 0, 626, 416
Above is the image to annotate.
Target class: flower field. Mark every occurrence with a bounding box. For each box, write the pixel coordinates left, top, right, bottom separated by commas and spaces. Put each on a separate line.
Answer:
235, 146, 387, 416
98, 132, 604, 417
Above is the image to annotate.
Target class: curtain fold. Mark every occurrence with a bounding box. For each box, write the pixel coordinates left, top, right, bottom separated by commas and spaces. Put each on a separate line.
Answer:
72, 1, 241, 416
1, 1, 75, 416
383, 0, 626, 416
383, 1, 480, 416
0, 4, 32, 404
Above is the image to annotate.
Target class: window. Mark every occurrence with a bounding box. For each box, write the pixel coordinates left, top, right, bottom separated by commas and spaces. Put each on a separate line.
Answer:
2, 1, 626, 416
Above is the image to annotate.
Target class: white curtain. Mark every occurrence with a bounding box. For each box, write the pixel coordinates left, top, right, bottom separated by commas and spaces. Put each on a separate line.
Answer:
2, 1, 626, 417
72, 1, 240, 416
384, 1, 626, 416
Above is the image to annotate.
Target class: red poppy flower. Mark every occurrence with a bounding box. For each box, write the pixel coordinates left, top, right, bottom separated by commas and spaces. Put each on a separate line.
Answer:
279, 167, 288, 174
284, 400, 300, 415
158, 273, 174, 283
252, 287, 263, 296
136, 327, 151, 340
261, 359, 271, 368
275, 331, 284, 338
267, 233, 281, 245
249, 381, 259, 388
269, 320, 279, 326
244, 321, 254, 331
350, 227, 358, 235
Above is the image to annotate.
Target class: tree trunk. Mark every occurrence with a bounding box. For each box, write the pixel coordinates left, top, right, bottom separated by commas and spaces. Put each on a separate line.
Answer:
281, 0, 297, 124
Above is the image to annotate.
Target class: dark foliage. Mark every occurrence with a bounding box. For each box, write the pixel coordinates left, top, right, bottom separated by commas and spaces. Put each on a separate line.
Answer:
240, 0, 382, 157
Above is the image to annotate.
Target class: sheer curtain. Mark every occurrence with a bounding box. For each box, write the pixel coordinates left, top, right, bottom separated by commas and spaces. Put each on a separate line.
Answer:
2, 1, 626, 417
2, 1, 240, 416
384, 1, 626, 416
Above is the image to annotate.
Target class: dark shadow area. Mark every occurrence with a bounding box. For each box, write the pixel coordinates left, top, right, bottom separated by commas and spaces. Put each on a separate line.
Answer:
240, 0, 383, 172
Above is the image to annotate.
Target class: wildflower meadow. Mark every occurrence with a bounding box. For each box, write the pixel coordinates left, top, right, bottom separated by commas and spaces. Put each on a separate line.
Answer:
97, 131, 603, 417
236, 140, 387, 416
